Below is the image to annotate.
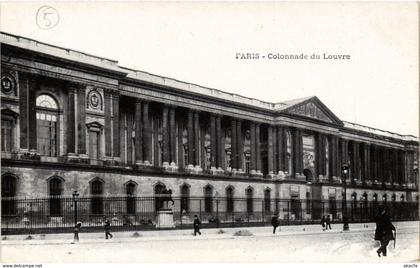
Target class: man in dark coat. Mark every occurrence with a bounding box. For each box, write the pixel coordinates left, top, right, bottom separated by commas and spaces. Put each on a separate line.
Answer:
271, 213, 279, 234
325, 215, 332, 230
193, 215, 201, 236
320, 215, 326, 231
104, 218, 113, 239
72, 221, 81, 244
374, 207, 395, 257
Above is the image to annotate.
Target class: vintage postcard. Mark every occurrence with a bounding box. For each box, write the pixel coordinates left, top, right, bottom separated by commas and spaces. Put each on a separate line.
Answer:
0, 1, 418, 266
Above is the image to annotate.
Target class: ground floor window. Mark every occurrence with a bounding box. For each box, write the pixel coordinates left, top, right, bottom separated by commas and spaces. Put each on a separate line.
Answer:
1, 175, 17, 216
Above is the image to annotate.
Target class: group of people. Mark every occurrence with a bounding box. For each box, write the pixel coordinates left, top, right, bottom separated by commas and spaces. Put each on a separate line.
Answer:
72, 208, 396, 258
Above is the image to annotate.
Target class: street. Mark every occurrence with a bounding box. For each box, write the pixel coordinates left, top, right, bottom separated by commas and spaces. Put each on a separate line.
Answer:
1, 223, 418, 263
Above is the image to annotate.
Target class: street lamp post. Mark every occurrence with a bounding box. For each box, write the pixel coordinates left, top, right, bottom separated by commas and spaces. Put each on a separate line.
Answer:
341, 164, 350, 231
72, 190, 79, 225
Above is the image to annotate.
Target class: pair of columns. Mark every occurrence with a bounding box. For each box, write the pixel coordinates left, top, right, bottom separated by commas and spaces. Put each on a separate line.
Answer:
133, 100, 152, 165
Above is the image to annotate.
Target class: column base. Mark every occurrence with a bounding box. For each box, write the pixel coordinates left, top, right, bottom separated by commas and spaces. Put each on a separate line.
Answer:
365, 180, 373, 186
277, 171, 287, 180
112, 157, 121, 166
135, 160, 144, 166
267, 173, 277, 179
164, 164, 178, 172
162, 161, 170, 168
78, 154, 90, 164
19, 149, 40, 161
295, 173, 306, 180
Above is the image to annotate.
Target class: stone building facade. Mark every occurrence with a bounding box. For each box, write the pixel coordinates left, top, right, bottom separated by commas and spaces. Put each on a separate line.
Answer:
1, 32, 419, 218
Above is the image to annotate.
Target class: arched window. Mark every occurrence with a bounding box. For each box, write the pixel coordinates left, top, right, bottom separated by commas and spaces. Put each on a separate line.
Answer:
154, 183, 166, 211
49, 177, 63, 216
306, 192, 312, 214
204, 185, 213, 213
1, 174, 17, 216
226, 186, 234, 213
264, 188, 271, 212
90, 179, 104, 215
36, 94, 59, 156
246, 187, 253, 213
180, 184, 190, 213
126, 182, 136, 215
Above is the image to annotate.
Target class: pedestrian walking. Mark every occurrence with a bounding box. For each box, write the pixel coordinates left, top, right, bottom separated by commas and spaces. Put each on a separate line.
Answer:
271, 213, 279, 234
374, 207, 396, 257
193, 215, 201, 236
325, 215, 332, 230
104, 218, 113, 239
72, 221, 81, 243
320, 215, 326, 231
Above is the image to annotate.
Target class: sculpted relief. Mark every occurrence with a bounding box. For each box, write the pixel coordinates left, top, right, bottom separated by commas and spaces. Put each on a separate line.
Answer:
288, 101, 333, 123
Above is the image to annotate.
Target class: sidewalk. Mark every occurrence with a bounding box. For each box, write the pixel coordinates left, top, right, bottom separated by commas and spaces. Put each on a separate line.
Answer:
2, 221, 417, 245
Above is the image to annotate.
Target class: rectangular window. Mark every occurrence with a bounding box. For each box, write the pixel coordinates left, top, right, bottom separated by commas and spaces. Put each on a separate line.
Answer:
36, 113, 57, 156
89, 131, 100, 160
1, 120, 12, 152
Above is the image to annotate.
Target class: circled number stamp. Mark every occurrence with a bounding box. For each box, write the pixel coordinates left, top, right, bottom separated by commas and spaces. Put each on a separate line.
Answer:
36, 6, 60, 30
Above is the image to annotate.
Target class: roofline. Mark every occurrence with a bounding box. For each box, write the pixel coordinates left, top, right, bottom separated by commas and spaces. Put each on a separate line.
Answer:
1, 31, 417, 141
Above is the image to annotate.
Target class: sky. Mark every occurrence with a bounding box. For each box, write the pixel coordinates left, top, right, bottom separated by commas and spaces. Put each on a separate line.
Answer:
1, 2, 418, 136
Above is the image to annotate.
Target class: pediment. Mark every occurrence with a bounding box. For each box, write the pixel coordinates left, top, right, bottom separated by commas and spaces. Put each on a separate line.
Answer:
1, 107, 19, 118
282, 97, 343, 126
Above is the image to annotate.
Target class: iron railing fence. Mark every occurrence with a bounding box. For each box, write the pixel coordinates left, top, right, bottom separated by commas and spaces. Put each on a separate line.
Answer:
1, 196, 418, 235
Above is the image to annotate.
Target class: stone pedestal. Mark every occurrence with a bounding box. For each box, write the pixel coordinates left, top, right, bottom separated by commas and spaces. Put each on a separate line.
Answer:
157, 209, 175, 228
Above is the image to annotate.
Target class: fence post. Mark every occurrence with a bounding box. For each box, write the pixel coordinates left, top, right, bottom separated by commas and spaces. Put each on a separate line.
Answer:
216, 199, 219, 228
300, 200, 303, 225
199, 199, 202, 224
262, 200, 265, 225
287, 201, 290, 226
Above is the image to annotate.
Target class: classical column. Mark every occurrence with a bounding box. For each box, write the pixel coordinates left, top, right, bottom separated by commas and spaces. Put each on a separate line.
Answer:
277, 126, 284, 173
112, 93, 120, 159
399, 150, 405, 185
169, 106, 176, 166
210, 114, 217, 170
364, 144, 370, 182
194, 111, 200, 167
104, 89, 112, 157
187, 109, 194, 168
384, 148, 390, 183
67, 87, 76, 154
267, 125, 274, 175
231, 119, 237, 171
126, 111, 133, 164
178, 116, 184, 169
250, 122, 256, 174
142, 101, 151, 165
316, 133, 324, 178
28, 77, 38, 151
18, 74, 29, 150
135, 100, 143, 164
296, 129, 303, 175
377, 147, 383, 184
256, 123, 261, 174
216, 116, 223, 170
77, 87, 86, 155
237, 119, 243, 172
162, 105, 170, 166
